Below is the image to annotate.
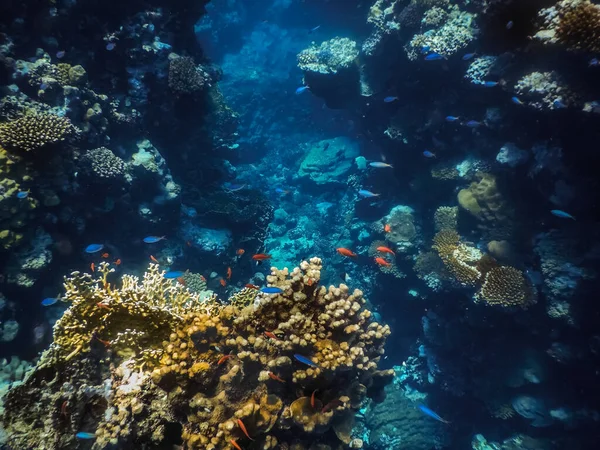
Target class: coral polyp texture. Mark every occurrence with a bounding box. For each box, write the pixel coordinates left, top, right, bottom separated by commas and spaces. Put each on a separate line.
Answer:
0, 111, 75, 152
536, 0, 600, 53
1, 258, 393, 449
168, 55, 211, 94
432, 231, 535, 309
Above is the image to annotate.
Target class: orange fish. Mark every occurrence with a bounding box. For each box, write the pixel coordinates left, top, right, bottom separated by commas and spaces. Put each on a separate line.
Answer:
220, 278, 227, 287
237, 419, 254, 441
322, 399, 344, 413
94, 335, 110, 347
200, 275, 207, 282
227, 267, 232, 280
101, 252, 109, 258
150, 255, 159, 263
252, 253, 271, 261
114, 258, 121, 265
245, 284, 259, 289
311, 389, 318, 409
264, 331, 279, 340
268, 372, 285, 383
376, 246, 395, 256
217, 354, 233, 365
306, 279, 314, 286
336, 248, 357, 258
236, 248, 245, 256
177, 277, 186, 286
60, 400, 68, 417
375, 257, 391, 267
90, 262, 95, 272
96, 302, 110, 310
384, 224, 391, 233
230, 439, 242, 450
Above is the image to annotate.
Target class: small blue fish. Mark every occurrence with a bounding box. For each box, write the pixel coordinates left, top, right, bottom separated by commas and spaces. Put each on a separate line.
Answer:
483, 81, 499, 87
106, 42, 116, 51
465, 120, 482, 128
163, 271, 185, 279
445, 116, 460, 122
75, 432, 96, 439
553, 99, 566, 109
506, 20, 514, 30
275, 188, 290, 195
420, 45, 431, 54
589, 58, 599, 67
143, 236, 166, 244
296, 86, 310, 95
308, 25, 321, 34
41, 298, 58, 306
551, 210, 575, 220
369, 162, 393, 168
424, 53, 445, 61
358, 190, 380, 198
462, 53, 476, 61
40, 83, 49, 90
294, 354, 320, 368
16, 190, 30, 199
224, 183, 247, 192
56, 50, 66, 59
419, 405, 450, 424
261, 287, 283, 294
423, 150, 436, 158
383, 96, 398, 103
85, 244, 104, 253
511, 96, 524, 105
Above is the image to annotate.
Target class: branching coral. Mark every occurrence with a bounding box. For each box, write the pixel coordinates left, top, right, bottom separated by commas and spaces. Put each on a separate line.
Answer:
1, 258, 393, 449
0, 111, 75, 152
78, 147, 127, 184
535, 0, 600, 53
168, 55, 211, 94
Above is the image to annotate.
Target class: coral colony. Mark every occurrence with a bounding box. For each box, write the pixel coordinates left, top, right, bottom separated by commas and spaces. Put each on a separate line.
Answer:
0, 0, 599, 449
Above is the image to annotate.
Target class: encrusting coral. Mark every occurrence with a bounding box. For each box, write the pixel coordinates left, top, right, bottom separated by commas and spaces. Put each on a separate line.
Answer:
1, 258, 393, 449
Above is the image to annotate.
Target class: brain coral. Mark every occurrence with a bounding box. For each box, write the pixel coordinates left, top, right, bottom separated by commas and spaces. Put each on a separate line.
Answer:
0, 112, 74, 152
1, 258, 393, 449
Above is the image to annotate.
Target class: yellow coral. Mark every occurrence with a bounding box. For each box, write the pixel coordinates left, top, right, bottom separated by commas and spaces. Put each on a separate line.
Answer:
557, 0, 600, 53
0, 111, 75, 152
2, 258, 392, 450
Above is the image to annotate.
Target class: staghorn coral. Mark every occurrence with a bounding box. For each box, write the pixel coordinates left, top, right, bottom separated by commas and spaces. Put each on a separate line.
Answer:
1, 258, 393, 449
535, 0, 600, 53
168, 55, 211, 94
0, 111, 75, 152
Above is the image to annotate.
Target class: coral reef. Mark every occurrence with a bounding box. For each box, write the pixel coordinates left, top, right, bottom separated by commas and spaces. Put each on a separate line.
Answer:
298, 137, 360, 188
535, 0, 600, 53
1, 258, 393, 449
168, 55, 212, 94
0, 111, 75, 152
513, 71, 576, 111
298, 38, 361, 108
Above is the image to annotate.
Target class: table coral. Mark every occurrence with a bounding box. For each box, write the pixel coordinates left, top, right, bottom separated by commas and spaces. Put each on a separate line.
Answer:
0, 111, 75, 152
1, 258, 393, 450
475, 266, 536, 309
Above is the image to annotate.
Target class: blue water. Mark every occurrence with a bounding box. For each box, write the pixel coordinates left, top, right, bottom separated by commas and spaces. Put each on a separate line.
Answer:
0, 0, 599, 448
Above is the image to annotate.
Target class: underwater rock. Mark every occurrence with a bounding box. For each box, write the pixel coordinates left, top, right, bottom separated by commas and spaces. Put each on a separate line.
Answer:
297, 38, 361, 108
298, 137, 360, 188
181, 222, 232, 255
496, 142, 529, 167
512, 395, 553, 427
